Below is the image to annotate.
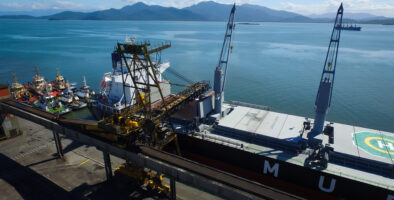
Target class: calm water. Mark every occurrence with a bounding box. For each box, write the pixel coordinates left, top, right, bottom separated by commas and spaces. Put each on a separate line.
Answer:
0, 19, 393, 132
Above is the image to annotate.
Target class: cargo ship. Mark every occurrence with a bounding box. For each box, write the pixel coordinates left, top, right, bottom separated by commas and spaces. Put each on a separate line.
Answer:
162, 4, 392, 199
336, 23, 361, 31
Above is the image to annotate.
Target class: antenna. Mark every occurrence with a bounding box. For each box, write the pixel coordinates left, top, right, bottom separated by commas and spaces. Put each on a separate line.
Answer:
12, 72, 18, 83
83, 76, 87, 87
35, 66, 39, 77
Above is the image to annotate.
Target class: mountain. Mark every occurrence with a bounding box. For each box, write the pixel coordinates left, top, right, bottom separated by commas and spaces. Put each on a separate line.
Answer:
309, 12, 388, 21
44, 1, 311, 22
0, 1, 392, 25
184, 1, 312, 22
43, 2, 203, 21
0, 15, 37, 19
0, 10, 69, 17
362, 18, 394, 25
42, 11, 89, 20
1, 2, 311, 22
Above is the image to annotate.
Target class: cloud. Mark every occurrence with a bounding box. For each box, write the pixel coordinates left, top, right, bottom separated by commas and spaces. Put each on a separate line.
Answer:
278, 0, 394, 17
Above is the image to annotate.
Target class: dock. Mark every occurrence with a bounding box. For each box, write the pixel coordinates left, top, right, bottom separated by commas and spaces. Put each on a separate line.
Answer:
0, 99, 302, 200
0, 118, 223, 200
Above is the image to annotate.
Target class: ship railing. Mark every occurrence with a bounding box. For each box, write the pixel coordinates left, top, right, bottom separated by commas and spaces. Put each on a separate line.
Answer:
194, 131, 244, 149
227, 100, 271, 111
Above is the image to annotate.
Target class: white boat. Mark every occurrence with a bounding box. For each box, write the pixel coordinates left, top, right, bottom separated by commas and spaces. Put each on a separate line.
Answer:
60, 82, 78, 104
77, 76, 94, 99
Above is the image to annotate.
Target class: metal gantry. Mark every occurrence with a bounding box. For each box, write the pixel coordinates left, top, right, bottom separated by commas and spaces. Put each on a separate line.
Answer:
99, 41, 210, 150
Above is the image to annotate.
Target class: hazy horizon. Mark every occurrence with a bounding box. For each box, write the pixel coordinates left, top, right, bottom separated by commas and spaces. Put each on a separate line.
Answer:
1, 0, 394, 18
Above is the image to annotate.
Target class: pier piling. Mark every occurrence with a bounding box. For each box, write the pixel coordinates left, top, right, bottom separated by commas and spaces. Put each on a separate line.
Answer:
102, 151, 112, 181
170, 177, 176, 200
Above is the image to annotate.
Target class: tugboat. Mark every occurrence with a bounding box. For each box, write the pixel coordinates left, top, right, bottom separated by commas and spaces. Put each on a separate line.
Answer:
61, 81, 87, 110
10, 73, 27, 100
53, 68, 66, 91
29, 66, 49, 95
34, 84, 71, 115
60, 82, 77, 104
76, 76, 94, 99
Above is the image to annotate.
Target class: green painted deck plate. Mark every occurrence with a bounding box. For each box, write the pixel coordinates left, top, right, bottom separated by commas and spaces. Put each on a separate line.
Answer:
353, 132, 394, 159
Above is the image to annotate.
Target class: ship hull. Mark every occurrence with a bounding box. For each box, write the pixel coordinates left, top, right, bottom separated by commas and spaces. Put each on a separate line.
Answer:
88, 82, 171, 120
171, 134, 393, 200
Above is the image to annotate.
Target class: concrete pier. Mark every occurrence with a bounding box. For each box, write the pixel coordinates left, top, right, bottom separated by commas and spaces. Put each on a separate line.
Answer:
0, 99, 301, 200
0, 118, 226, 200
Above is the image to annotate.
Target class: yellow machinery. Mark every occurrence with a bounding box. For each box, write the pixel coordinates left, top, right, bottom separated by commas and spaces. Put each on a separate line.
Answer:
115, 162, 170, 197
59, 41, 209, 153
94, 41, 210, 151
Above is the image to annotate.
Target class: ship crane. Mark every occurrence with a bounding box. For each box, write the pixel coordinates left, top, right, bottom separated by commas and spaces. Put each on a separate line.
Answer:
302, 3, 343, 167
213, 4, 236, 116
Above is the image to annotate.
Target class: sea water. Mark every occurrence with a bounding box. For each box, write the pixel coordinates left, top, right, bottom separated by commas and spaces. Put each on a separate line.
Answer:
0, 19, 393, 132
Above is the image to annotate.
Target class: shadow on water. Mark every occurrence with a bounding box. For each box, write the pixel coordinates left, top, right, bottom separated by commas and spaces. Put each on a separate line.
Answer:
0, 153, 166, 200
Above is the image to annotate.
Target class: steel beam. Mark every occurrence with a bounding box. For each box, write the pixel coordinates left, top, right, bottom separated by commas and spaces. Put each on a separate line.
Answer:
102, 151, 112, 181
52, 130, 64, 158
170, 177, 176, 200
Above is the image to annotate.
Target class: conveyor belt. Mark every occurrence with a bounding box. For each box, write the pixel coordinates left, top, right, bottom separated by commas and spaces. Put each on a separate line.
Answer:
0, 99, 304, 200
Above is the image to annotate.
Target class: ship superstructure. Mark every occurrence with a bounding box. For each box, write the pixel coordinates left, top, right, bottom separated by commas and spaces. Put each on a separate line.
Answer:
29, 66, 49, 95
76, 76, 94, 99
53, 68, 66, 91
89, 39, 171, 119
10, 73, 27, 99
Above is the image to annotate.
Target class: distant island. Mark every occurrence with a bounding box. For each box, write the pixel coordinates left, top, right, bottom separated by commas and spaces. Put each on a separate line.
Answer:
1, 1, 393, 25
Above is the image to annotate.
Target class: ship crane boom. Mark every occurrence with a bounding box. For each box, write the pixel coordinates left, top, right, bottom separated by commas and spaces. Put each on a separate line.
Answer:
309, 3, 343, 139
213, 4, 236, 115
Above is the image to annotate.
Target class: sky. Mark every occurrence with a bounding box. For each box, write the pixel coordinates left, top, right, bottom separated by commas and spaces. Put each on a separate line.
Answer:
1, 0, 394, 17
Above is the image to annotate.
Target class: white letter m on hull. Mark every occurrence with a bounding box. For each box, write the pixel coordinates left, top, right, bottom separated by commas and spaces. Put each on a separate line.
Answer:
263, 160, 279, 177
